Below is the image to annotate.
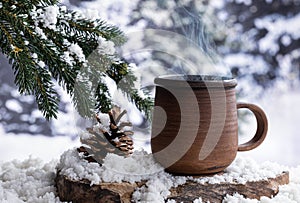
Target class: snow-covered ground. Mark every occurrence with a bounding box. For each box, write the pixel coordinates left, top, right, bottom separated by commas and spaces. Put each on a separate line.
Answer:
0, 149, 299, 202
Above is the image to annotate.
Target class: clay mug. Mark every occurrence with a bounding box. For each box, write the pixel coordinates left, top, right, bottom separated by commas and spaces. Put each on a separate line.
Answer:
151, 75, 268, 175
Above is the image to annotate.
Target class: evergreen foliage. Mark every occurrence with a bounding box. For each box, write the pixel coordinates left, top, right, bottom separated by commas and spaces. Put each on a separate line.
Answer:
0, 0, 153, 120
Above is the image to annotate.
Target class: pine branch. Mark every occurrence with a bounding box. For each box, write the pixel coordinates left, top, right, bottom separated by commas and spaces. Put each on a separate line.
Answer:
12, 57, 35, 94
0, 0, 154, 120
107, 61, 154, 119
33, 67, 59, 120
10, 47, 59, 119
95, 81, 112, 113
0, 4, 71, 118
57, 9, 126, 56
73, 78, 95, 118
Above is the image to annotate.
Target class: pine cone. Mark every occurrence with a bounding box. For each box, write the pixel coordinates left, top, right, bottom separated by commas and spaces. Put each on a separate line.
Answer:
77, 106, 134, 164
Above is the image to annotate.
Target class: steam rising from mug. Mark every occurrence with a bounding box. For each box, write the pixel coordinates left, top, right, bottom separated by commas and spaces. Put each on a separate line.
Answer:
121, 28, 231, 77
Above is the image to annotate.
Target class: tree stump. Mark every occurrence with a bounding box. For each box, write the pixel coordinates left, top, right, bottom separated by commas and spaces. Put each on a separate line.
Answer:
55, 171, 289, 203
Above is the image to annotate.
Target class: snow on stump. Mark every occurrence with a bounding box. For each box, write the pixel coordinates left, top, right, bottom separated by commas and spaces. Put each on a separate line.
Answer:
55, 149, 289, 203
55, 174, 142, 202
56, 171, 289, 203
167, 172, 289, 202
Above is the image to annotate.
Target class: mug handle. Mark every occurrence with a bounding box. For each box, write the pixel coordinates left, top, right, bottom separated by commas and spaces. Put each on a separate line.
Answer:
237, 103, 268, 151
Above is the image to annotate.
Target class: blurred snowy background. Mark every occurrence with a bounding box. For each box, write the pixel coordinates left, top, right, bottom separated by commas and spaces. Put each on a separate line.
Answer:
1, 0, 300, 166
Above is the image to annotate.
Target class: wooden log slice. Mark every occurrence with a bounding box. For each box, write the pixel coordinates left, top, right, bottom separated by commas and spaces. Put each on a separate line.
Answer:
55, 171, 289, 203
55, 171, 141, 203
168, 171, 289, 202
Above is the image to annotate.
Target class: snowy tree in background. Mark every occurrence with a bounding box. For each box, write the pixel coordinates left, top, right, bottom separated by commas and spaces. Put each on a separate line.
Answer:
125, 0, 300, 97
216, 0, 300, 97
68, 0, 300, 98
0, 0, 152, 121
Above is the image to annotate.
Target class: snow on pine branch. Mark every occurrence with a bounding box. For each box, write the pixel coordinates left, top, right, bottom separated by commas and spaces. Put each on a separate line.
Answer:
97, 36, 116, 56
30, 5, 60, 30
0, 0, 153, 119
30, 3, 118, 60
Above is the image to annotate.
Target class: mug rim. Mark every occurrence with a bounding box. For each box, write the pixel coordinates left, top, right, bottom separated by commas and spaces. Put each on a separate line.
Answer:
154, 74, 237, 89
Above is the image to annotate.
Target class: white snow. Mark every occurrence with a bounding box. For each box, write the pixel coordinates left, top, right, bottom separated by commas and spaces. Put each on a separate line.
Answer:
57, 149, 164, 184
210, 0, 225, 9
20, 148, 298, 203
131, 169, 186, 202
235, 0, 252, 6
68, 43, 86, 63
38, 5, 60, 30
37, 61, 45, 68
193, 197, 203, 203
193, 155, 287, 184
128, 152, 298, 202
5, 100, 23, 113
60, 40, 87, 66
31, 53, 38, 59
255, 13, 300, 54
96, 112, 110, 127
281, 35, 292, 47
61, 51, 73, 65
223, 193, 259, 203
56, 147, 295, 202
97, 36, 115, 56
0, 158, 60, 202
140, 2, 173, 27
166, 199, 177, 203
224, 53, 269, 74
34, 27, 47, 40
224, 173, 300, 203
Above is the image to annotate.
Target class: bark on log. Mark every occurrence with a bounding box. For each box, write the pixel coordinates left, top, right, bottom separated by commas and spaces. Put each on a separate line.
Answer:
168, 171, 289, 202
55, 171, 289, 203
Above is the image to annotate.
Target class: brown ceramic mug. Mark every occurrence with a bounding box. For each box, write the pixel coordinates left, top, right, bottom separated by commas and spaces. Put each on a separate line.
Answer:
151, 75, 268, 175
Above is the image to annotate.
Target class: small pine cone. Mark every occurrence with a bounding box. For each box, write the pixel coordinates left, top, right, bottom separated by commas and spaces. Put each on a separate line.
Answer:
78, 106, 134, 164
79, 129, 134, 164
